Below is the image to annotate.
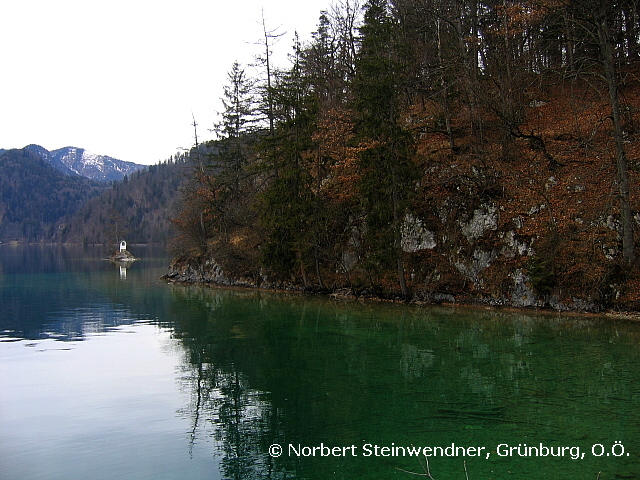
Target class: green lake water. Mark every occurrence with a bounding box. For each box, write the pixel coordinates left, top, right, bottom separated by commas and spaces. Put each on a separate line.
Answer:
1, 245, 639, 479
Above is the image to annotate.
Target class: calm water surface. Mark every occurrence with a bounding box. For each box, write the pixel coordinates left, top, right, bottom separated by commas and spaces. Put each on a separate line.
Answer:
1, 245, 640, 480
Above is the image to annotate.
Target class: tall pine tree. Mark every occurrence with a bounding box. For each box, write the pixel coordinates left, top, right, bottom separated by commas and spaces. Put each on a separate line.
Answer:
215, 61, 258, 208
352, 0, 418, 296
257, 37, 320, 284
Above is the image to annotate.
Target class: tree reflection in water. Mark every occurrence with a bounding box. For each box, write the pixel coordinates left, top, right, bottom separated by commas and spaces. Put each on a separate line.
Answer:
166, 285, 640, 480
170, 287, 292, 480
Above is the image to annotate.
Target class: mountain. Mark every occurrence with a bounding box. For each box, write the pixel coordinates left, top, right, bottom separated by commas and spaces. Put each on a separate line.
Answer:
0, 148, 106, 242
22, 144, 146, 182
0, 146, 189, 244
59, 153, 191, 245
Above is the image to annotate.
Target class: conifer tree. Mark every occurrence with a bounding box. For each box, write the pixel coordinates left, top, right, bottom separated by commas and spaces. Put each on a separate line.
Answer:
215, 61, 258, 207
258, 37, 320, 283
352, 0, 418, 296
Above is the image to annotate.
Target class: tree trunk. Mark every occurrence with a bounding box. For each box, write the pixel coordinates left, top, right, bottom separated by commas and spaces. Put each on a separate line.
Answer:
597, 12, 635, 267
397, 254, 409, 297
392, 163, 409, 297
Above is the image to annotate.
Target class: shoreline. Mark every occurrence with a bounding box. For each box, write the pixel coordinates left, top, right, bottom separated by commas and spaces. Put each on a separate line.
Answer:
161, 275, 640, 322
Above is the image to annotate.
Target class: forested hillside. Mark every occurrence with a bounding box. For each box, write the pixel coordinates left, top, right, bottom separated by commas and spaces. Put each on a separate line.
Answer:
168, 0, 639, 311
0, 149, 105, 241
60, 153, 191, 245
0, 147, 190, 245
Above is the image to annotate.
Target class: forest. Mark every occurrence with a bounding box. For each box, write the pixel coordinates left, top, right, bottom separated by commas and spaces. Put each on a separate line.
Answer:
0, 148, 190, 245
59, 154, 190, 245
0, 149, 106, 241
169, 0, 640, 312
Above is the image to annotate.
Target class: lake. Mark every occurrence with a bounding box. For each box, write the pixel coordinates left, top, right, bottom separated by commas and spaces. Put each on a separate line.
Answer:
1, 245, 640, 480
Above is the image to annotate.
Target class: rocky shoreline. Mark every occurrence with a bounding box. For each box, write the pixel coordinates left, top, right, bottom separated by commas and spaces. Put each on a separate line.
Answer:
109, 250, 136, 262
162, 256, 639, 316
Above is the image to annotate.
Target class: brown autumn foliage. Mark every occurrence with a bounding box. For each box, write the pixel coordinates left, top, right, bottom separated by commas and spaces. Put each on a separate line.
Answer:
170, 0, 639, 312
172, 68, 639, 310
398, 67, 639, 310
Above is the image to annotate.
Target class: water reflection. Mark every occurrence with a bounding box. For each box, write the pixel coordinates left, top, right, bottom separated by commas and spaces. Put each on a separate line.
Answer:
3, 246, 640, 479
109, 259, 134, 280
169, 287, 640, 479
170, 288, 287, 479
0, 245, 172, 340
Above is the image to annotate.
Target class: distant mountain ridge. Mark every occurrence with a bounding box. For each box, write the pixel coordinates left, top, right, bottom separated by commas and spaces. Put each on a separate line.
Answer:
0, 148, 106, 241
0, 146, 189, 243
20, 144, 146, 182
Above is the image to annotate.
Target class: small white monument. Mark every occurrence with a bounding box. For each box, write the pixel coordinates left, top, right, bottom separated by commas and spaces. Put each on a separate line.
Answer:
110, 240, 135, 263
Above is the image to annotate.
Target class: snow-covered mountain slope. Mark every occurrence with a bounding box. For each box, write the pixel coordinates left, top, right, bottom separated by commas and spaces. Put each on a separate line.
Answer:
22, 144, 146, 182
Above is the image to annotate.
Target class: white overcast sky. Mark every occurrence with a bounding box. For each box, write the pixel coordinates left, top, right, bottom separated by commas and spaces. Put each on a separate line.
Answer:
1, 0, 336, 165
